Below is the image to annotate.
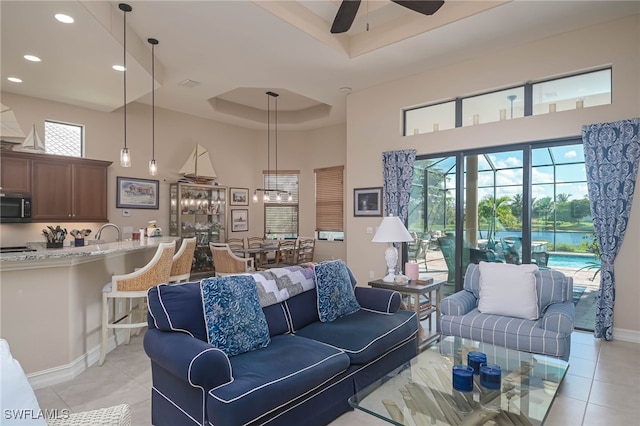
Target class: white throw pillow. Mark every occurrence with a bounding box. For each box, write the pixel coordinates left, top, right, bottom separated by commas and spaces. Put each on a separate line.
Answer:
0, 339, 47, 425
478, 262, 539, 320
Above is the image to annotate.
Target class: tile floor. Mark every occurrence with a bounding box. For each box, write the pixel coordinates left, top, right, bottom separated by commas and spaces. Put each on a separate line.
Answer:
34, 331, 640, 425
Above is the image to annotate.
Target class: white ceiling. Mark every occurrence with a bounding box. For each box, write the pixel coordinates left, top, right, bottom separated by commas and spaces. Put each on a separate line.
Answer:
1, 1, 638, 130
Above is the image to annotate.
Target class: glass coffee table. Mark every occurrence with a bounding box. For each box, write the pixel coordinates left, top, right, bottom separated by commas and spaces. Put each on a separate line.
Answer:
349, 336, 568, 425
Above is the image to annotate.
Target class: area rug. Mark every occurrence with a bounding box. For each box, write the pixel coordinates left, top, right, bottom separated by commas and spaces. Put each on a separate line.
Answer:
572, 285, 586, 306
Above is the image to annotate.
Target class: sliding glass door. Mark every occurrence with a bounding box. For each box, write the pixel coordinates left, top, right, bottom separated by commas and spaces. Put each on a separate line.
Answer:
408, 139, 597, 330
463, 151, 524, 271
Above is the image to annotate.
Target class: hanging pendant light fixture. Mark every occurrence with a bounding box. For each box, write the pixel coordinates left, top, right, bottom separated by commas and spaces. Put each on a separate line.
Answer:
119, 3, 132, 167
253, 91, 292, 203
148, 38, 159, 176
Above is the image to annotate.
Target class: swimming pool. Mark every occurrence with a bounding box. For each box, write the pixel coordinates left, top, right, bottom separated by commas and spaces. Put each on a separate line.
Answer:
548, 253, 600, 269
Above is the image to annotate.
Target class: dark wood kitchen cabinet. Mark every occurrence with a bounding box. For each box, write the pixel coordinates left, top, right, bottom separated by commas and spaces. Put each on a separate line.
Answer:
1, 151, 111, 222
0, 150, 31, 193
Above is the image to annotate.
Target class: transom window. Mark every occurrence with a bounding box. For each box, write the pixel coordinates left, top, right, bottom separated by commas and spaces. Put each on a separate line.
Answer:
44, 120, 83, 157
404, 68, 612, 135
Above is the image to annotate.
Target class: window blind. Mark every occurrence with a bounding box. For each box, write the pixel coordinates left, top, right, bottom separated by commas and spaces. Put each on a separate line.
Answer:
263, 171, 299, 238
315, 165, 344, 232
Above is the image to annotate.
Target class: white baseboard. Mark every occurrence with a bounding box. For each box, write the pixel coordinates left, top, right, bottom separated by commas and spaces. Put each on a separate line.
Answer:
613, 327, 640, 344
27, 330, 130, 390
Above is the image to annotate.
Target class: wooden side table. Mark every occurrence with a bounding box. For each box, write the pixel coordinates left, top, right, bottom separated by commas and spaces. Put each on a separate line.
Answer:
368, 278, 443, 351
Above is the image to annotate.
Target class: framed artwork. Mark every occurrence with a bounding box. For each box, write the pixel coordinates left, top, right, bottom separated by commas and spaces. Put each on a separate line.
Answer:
229, 187, 249, 206
116, 176, 159, 209
354, 187, 383, 217
231, 209, 249, 232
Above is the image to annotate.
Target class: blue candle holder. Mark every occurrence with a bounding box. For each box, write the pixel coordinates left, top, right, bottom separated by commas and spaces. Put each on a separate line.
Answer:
480, 364, 502, 390
452, 365, 474, 392
467, 351, 487, 375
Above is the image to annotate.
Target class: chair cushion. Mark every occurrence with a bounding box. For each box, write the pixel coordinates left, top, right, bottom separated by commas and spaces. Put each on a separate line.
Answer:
536, 268, 569, 314
295, 309, 417, 365
441, 308, 570, 358
478, 262, 539, 320
314, 260, 361, 322
207, 334, 350, 426
201, 276, 270, 356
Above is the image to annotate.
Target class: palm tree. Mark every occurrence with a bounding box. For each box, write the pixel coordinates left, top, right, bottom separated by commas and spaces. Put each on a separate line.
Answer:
556, 193, 571, 203
511, 193, 523, 221
478, 196, 512, 241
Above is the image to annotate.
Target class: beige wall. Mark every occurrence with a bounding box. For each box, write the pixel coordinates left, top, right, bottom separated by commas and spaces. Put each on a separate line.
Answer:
346, 15, 640, 334
0, 93, 346, 263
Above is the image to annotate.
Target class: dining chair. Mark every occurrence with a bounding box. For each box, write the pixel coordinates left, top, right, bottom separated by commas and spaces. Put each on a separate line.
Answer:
169, 237, 196, 283
296, 237, 315, 264
248, 236, 267, 267
210, 242, 254, 276
100, 241, 176, 365
226, 237, 246, 256
274, 239, 297, 267
261, 239, 297, 268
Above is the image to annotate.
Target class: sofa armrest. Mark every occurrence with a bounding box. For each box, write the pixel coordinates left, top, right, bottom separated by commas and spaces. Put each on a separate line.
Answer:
539, 301, 575, 335
144, 329, 231, 390
440, 290, 477, 316
354, 287, 401, 313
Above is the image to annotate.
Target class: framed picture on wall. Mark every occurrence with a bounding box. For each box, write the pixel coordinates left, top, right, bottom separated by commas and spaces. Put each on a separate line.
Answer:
116, 176, 159, 209
231, 209, 249, 232
354, 187, 382, 217
230, 187, 249, 206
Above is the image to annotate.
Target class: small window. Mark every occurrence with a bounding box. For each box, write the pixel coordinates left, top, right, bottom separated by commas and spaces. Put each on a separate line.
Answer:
404, 101, 455, 136
532, 68, 611, 115
44, 120, 83, 157
315, 165, 344, 241
264, 172, 299, 240
462, 87, 525, 126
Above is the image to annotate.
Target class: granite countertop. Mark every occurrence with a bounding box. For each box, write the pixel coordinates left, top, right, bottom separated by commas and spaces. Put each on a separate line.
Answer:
0, 236, 180, 262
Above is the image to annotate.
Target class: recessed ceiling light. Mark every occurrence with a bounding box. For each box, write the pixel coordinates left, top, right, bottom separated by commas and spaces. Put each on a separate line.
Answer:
24, 55, 42, 62
7, 77, 23, 83
112, 65, 126, 72
55, 13, 74, 24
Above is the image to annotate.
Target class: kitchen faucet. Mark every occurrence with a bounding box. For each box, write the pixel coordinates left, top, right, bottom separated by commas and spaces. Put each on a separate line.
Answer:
95, 223, 122, 242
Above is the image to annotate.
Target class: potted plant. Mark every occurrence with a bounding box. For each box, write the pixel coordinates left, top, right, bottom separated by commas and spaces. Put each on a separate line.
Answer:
577, 232, 601, 281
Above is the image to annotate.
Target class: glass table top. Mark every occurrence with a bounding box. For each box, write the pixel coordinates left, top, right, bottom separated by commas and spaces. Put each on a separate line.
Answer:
349, 336, 569, 425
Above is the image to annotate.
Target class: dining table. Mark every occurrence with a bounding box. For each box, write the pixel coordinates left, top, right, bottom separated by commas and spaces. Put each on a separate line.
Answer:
231, 244, 279, 267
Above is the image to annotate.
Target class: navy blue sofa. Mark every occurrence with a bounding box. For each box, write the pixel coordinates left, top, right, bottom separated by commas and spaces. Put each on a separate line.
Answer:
144, 272, 418, 426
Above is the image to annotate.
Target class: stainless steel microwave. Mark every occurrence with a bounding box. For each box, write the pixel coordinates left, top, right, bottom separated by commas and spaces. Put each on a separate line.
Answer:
0, 192, 32, 222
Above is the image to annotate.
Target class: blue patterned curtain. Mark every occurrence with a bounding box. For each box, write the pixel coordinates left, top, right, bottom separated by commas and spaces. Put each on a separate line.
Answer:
582, 118, 640, 340
382, 149, 416, 224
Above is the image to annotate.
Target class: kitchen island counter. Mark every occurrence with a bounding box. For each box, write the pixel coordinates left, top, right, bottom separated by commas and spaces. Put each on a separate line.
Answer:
0, 237, 180, 269
0, 236, 183, 386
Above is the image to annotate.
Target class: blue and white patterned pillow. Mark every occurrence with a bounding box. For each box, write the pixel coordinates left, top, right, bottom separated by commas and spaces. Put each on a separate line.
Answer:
200, 275, 270, 356
314, 260, 361, 322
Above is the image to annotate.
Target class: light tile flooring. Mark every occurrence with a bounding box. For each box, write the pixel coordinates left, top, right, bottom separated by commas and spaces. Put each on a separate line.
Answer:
34, 331, 640, 425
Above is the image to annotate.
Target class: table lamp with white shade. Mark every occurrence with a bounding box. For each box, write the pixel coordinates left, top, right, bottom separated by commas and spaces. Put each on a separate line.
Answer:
372, 215, 414, 282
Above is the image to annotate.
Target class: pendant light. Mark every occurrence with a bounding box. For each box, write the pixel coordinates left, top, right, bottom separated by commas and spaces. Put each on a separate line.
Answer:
252, 91, 292, 203
119, 3, 132, 167
148, 38, 159, 176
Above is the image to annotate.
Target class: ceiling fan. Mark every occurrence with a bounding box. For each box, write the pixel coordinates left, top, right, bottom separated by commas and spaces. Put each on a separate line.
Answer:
331, 0, 445, 34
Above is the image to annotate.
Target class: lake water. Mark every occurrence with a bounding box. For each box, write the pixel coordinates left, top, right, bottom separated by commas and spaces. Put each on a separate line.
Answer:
492, 231, 592, 246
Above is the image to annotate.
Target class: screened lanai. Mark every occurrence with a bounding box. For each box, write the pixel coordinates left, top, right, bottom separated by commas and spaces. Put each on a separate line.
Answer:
406, 141, 599, 331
